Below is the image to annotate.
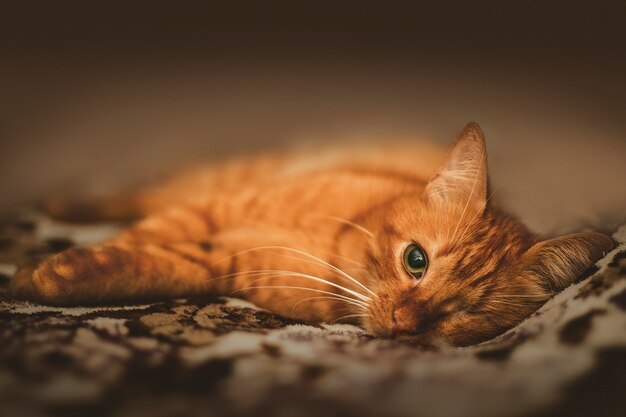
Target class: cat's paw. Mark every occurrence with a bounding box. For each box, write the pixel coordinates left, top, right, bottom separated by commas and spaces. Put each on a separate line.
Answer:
11, 247, 119, 305
10, 263, 40, 300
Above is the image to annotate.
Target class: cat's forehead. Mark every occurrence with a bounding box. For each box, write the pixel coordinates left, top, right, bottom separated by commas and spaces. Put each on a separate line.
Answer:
374, 195, 536, 267
380, 198, 482, 244
433, 212, 536, 284
382, 203, 535, 261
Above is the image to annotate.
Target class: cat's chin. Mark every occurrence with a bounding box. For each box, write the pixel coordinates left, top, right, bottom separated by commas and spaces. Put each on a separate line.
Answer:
363, 320, 453, 348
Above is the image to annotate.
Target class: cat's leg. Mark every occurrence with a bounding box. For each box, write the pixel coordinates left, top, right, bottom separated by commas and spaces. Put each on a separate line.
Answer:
160, 228, 372, 322
10, 243, 215, 305
10, 228, 370, 323
11, 200, 231, 304
10, 234, 264, 305
112, 202, 224, 245
107, 188, 265, 246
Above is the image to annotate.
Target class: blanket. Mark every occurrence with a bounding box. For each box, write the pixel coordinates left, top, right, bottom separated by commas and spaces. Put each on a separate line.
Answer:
0, 213, 624, 417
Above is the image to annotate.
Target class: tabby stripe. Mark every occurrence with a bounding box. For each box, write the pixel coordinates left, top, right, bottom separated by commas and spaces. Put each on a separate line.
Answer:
190, 206, 219, 233
157, 244, 210, 270
365, 250, 380, 269
467, 254, 510, 288
331, 194, 405, 255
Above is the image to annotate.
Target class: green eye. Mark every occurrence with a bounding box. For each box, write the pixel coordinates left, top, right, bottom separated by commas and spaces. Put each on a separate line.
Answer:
403, 243, 428, 279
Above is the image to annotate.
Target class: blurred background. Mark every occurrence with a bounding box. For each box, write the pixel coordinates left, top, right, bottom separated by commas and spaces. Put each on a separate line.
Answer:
1, 0, 625, 235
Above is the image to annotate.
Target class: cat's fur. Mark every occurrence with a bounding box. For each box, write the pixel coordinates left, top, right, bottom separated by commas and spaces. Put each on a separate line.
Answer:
10, 123, 614, 346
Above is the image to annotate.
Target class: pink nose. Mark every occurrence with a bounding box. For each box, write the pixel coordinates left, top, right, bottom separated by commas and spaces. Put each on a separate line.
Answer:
392, 309, 414, 337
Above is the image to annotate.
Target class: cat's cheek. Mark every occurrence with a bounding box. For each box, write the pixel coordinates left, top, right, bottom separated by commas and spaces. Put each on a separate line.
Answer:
444, 314, 501, 346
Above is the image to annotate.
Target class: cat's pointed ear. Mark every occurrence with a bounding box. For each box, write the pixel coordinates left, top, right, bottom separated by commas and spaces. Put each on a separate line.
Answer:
425, 122, 488, 210
524, 232, 614, 291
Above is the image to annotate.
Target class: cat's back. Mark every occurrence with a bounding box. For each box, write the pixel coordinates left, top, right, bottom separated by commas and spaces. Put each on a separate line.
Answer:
265, 141, 446, 182
158, 140, 447, 202
135, 140, 448, 227
46, 140, 448, 222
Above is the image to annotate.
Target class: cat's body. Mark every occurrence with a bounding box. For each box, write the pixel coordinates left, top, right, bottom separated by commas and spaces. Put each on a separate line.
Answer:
11, 123, 613, 346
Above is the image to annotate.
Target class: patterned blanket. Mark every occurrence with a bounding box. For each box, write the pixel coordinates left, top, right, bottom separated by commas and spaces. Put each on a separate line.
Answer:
1, 213, 625, 417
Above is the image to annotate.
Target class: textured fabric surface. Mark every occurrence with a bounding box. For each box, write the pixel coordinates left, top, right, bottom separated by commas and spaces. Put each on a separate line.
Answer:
0, 214, 625, 417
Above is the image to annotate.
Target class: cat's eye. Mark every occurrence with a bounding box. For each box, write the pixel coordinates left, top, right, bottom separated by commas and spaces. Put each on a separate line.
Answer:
403, 243, 428, 279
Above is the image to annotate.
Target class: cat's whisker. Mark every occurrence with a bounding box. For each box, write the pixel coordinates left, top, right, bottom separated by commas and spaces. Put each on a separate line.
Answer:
215, 245, 378, 299
491, 294, 551, 299
449, 149, 485, 245
202, 268, 371, 310
278, 270, 371, 302
232, 286, 371, 307
486, 299, 530, 308
290, 296, 367, 315
343, 267, 369, 273
426, 188, 448, 199
206, 242, 363, 272
479, 303, 512, 316
262, 243, 366, 268
203, 270, 366, 306
203, 269, 287, 284
440, 168, 480, 181
259, 251, 370, 294
260, 246, 378, 298
487, 282, 551, 291
452, 185, 500, 248
233, 283, 368, 309
333, 313, 370, 324
481, 311, 502, 327
485, 283, 557, 298
239, 271, 371, 305
305, 213, 375, 239
333, 304, 365, 314
278, 243, 365, 268
218, 268, 371, 302
452, 162, 485, 241
323, 253, 365, 268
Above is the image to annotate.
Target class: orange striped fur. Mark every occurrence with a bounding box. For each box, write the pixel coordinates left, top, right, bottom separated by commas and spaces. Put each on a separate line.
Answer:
11, 123, 614, 346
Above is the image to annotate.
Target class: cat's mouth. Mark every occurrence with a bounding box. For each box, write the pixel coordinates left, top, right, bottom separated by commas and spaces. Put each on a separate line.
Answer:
361, 314, 443, 347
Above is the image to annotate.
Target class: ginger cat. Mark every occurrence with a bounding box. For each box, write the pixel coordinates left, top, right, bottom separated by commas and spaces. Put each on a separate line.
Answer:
11, 123, 613, 346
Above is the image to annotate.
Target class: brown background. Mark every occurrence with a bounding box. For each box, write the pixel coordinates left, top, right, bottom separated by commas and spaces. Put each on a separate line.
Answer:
1, 0, 625, 235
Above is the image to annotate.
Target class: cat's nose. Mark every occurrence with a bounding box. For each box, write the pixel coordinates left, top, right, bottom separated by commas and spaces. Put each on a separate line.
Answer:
392, 308, 414, 337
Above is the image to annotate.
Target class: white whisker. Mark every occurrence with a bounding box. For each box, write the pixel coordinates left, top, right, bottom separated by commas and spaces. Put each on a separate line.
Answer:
490, 294, 549, 300
487, 299, 529, 308
453, 185, 500, 248
449, 149, 485, 245
211, 245, 377, 298
259, 246, 378, 298
232, 285, 370, 307
306, 213, 375, 239
290, 296, 367, 314
259, 251, 369, 293
237, 270, 371, 303
323, 252, 365, 268
482, 311, 502, 327
220, 268, 371, 302
204, 270, 367, 306
333, 313, 370, 323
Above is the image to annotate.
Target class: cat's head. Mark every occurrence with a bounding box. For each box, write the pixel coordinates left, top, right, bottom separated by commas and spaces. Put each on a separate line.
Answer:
363, 123, 614, 346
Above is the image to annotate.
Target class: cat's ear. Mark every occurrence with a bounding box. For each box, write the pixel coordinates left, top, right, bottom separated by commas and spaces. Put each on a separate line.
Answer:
524, 232, 614, 291
425, 122, 488, 210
